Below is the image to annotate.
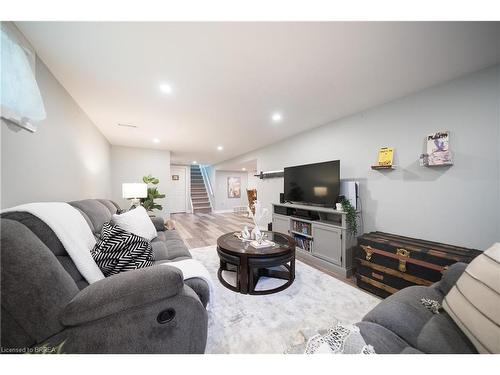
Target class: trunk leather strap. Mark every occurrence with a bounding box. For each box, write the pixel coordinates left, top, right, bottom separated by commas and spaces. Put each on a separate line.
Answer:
360, 245, 446, 273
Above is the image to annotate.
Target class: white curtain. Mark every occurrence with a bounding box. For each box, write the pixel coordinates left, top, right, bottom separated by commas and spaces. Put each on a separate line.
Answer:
0, 23, 46, 131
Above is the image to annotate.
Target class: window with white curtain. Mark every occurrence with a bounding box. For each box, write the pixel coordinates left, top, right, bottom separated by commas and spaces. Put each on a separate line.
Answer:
0, 22, 46, 132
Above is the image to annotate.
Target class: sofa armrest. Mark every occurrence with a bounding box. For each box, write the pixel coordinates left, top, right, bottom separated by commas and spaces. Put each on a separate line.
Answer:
436, 262, 467, 295
150, 216, 166, 231
61, 265, 183, 326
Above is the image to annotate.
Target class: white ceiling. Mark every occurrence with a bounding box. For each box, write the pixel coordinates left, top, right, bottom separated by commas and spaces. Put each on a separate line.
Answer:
217, 159, 258, 173
16, 22, 500, 165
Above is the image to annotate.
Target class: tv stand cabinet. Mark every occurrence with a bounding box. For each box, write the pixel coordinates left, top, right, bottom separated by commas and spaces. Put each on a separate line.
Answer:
272, 202, 357, 278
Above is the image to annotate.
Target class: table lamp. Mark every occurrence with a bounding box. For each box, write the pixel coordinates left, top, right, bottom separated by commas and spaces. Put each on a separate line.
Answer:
122, 183, 147, 209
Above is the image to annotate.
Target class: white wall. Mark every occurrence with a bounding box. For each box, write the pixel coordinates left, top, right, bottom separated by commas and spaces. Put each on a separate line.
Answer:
1, 57, 111, 208
247, 172, 260, 190
110, 146, 171, 217
213, 170, 248, 211
213, 66, 500, 250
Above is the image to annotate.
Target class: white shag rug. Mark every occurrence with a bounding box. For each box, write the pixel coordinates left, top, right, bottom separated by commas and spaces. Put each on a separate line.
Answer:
190, 246, 380, 354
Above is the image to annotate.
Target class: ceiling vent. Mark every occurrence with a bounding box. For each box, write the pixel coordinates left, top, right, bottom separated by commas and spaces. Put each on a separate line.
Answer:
117, 123, 137, 128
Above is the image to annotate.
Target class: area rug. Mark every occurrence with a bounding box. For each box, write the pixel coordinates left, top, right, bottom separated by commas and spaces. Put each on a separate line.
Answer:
190, 246, 380, 354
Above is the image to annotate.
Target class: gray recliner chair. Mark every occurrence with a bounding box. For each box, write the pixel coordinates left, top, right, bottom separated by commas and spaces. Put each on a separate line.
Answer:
1, 199, 209, 354
355, 262, 477, 354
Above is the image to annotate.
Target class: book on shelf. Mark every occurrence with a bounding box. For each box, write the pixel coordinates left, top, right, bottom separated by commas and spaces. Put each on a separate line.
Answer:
426, 131, 452, 166
291, 219, 311, 235
294, 235, 312, 252
377, 147, 394, 166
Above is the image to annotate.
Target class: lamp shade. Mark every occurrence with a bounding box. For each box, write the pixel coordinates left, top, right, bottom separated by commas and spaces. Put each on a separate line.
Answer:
122, 183, 147, 199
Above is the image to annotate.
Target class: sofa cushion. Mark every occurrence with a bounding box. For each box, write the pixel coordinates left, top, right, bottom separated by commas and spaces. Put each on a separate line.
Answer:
163, 230, 183, 242
356, 321, 412, 354
437, 262, 468, 296
151, 241, 169, 260
150, 216, 166, 231
443, 243, 500, 354
70, 199, 114, 235
416, 312, 477, 353
1, 211, 89, 289
96, 199, 120, 214
91, 222, 155, 277
1, 219, 79, 347
112, 206, 157, 241
166, 244, 192, 261
362, 285, 443, 348
185, 278, 210, 308
154, 231, 167, 242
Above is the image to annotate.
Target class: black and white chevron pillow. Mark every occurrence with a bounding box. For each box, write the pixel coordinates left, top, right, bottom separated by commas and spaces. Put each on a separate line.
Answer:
91, 222, 155, 277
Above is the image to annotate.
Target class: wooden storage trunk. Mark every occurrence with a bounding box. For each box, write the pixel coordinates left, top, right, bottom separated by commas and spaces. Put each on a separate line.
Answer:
355, 231, 482, 298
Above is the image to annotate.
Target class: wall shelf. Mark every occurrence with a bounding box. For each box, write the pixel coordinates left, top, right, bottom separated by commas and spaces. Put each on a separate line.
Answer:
290, 230, 313, 239
371, 165, 396, 170
421, 162, 453, 168
254, 170, 284, 179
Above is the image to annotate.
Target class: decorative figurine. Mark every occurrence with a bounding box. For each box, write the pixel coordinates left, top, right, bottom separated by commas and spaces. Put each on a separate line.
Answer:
241, 226, 250, 240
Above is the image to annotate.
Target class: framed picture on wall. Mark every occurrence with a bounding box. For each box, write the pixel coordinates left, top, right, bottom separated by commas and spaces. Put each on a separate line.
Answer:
227, 176, 241, 198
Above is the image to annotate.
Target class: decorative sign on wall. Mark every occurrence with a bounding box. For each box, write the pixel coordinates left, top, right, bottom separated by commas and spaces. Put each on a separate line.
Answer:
371, 147, 395, 170
377, 147, 394, 166
227, 176, 241, 198
172, 175, 179, 180
420, 130, 453, 167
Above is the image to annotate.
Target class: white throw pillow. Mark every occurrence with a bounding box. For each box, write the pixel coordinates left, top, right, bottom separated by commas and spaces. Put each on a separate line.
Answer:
112, 206, 157, 241
442, 242, 500, 354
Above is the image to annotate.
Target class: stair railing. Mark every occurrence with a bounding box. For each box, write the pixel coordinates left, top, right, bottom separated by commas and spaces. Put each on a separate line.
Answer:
199, 165, 215, 211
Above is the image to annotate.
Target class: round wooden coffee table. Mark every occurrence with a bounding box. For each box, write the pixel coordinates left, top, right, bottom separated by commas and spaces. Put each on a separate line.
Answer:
217, 231, 296, 295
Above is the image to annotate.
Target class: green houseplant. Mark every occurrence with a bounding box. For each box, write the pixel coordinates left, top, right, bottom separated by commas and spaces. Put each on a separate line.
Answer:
140, 174, 166, 212
341, 198, 358, 237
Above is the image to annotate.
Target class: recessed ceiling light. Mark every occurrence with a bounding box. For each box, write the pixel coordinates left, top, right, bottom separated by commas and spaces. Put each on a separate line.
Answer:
217, 145, 223, 151
152, 138, 160, 144
242, 168, 246, 171
192, 161, 197, 164
271, 112, 283, 122
159, 83, 173, 95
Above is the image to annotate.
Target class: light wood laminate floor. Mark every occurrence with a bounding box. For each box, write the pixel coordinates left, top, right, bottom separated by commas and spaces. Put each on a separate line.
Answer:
171, 212, 254, 249
170, 211, 358, 288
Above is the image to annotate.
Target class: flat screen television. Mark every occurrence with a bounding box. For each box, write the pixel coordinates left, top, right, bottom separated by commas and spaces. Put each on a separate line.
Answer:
284, 160, 340, 207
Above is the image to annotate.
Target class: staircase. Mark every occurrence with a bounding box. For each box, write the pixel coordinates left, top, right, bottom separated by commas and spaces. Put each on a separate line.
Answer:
190, 165, 212, 213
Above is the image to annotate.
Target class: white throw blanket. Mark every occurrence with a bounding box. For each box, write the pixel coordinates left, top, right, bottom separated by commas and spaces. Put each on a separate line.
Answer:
162, 259, 214, 307
2, 202, 105, 284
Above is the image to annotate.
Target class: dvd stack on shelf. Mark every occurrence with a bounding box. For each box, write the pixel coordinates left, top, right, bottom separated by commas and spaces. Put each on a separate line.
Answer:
293, 235, 312, 252
291, 220, 311, 235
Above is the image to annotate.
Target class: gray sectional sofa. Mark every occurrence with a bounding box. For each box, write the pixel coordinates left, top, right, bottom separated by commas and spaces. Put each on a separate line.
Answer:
1, 199, 209, 354
356, 262, 477, 354
1, 197, 478, 354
